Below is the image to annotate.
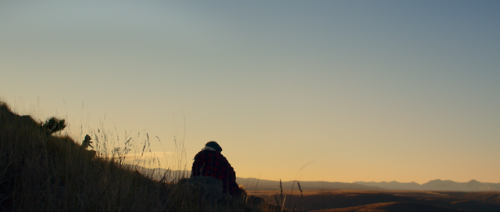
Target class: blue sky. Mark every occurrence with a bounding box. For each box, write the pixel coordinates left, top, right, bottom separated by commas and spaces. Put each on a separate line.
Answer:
1, 1, 499, 183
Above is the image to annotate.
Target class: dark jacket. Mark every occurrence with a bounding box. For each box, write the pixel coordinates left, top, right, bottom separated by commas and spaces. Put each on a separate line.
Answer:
191, 148, 239, 196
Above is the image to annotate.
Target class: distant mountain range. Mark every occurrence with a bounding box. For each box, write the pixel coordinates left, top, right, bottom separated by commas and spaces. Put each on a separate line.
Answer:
126, 165, 500, 192
237, 178, 500, 192
355, 179, 500, 191
236, 178, 383, 191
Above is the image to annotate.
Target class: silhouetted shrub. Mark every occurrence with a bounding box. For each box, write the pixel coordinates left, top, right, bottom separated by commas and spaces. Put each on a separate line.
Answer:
42, 117, 66, 135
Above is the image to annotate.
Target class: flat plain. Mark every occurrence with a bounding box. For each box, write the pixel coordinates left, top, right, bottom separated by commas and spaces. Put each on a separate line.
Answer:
246, 190, 500, 211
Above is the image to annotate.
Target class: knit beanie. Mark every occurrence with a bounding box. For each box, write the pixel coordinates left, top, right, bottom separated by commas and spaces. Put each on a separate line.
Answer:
205, 141, 222, 152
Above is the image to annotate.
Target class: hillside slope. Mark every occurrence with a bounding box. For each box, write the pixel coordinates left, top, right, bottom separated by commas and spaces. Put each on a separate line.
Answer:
0, 102, 273, 211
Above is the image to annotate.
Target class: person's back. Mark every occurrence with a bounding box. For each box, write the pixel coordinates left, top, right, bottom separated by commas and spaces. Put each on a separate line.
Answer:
191, 141, 240, 196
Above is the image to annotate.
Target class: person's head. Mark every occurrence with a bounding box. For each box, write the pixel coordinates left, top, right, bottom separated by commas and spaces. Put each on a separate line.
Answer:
205, 141, 222, 153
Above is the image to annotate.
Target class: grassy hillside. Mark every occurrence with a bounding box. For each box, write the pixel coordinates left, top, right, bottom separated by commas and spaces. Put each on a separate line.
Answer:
0, 101, 277, 211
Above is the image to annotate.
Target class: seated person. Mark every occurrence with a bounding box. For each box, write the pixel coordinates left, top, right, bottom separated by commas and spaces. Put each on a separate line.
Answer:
191, 141, 242, 197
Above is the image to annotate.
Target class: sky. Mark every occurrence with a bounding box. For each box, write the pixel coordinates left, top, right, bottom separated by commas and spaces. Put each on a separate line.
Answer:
1, 1, 499, 184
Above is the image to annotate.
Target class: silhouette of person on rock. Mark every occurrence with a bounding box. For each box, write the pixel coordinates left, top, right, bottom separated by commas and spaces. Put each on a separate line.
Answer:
81, 134, 93, 150
191, 141, 242, 197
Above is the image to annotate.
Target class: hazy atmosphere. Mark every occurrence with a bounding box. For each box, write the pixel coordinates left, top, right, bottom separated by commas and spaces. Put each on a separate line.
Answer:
1, 1, 499, 184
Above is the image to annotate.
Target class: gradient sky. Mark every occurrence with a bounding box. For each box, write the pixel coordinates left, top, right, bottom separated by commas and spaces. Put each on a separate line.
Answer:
1, 1, 499, 184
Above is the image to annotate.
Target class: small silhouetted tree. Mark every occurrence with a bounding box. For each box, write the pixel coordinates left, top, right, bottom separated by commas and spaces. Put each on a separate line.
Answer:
42, 117, 66, 135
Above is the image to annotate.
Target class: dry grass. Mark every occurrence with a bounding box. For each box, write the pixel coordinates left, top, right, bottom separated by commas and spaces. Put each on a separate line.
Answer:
0, 101, 274, 211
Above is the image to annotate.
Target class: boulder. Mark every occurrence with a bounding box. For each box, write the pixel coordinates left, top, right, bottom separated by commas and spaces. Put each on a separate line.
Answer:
180, 176, 229, 203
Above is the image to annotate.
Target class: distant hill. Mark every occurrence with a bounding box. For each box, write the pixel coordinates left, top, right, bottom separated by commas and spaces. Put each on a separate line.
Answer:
356, 179, 500, 191
354, 181, 423, 190
237, 178, 384, 191
422, 179, 500, 191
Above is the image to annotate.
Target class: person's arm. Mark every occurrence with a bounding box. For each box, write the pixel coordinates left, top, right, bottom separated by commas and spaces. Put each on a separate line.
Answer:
221, 156, 239, 195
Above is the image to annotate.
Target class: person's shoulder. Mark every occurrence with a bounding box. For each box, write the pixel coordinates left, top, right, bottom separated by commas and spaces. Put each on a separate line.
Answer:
204, 150, 226, 160
194, 150, 207, 158
217, 152, 229, 162
195, 150, 217, 158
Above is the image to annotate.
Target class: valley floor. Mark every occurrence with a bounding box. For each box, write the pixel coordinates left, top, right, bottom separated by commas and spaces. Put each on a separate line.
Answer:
247, 190, 500, 211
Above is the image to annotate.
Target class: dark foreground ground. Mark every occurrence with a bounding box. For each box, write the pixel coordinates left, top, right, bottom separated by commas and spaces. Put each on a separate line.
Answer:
247, 190, 500, 211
